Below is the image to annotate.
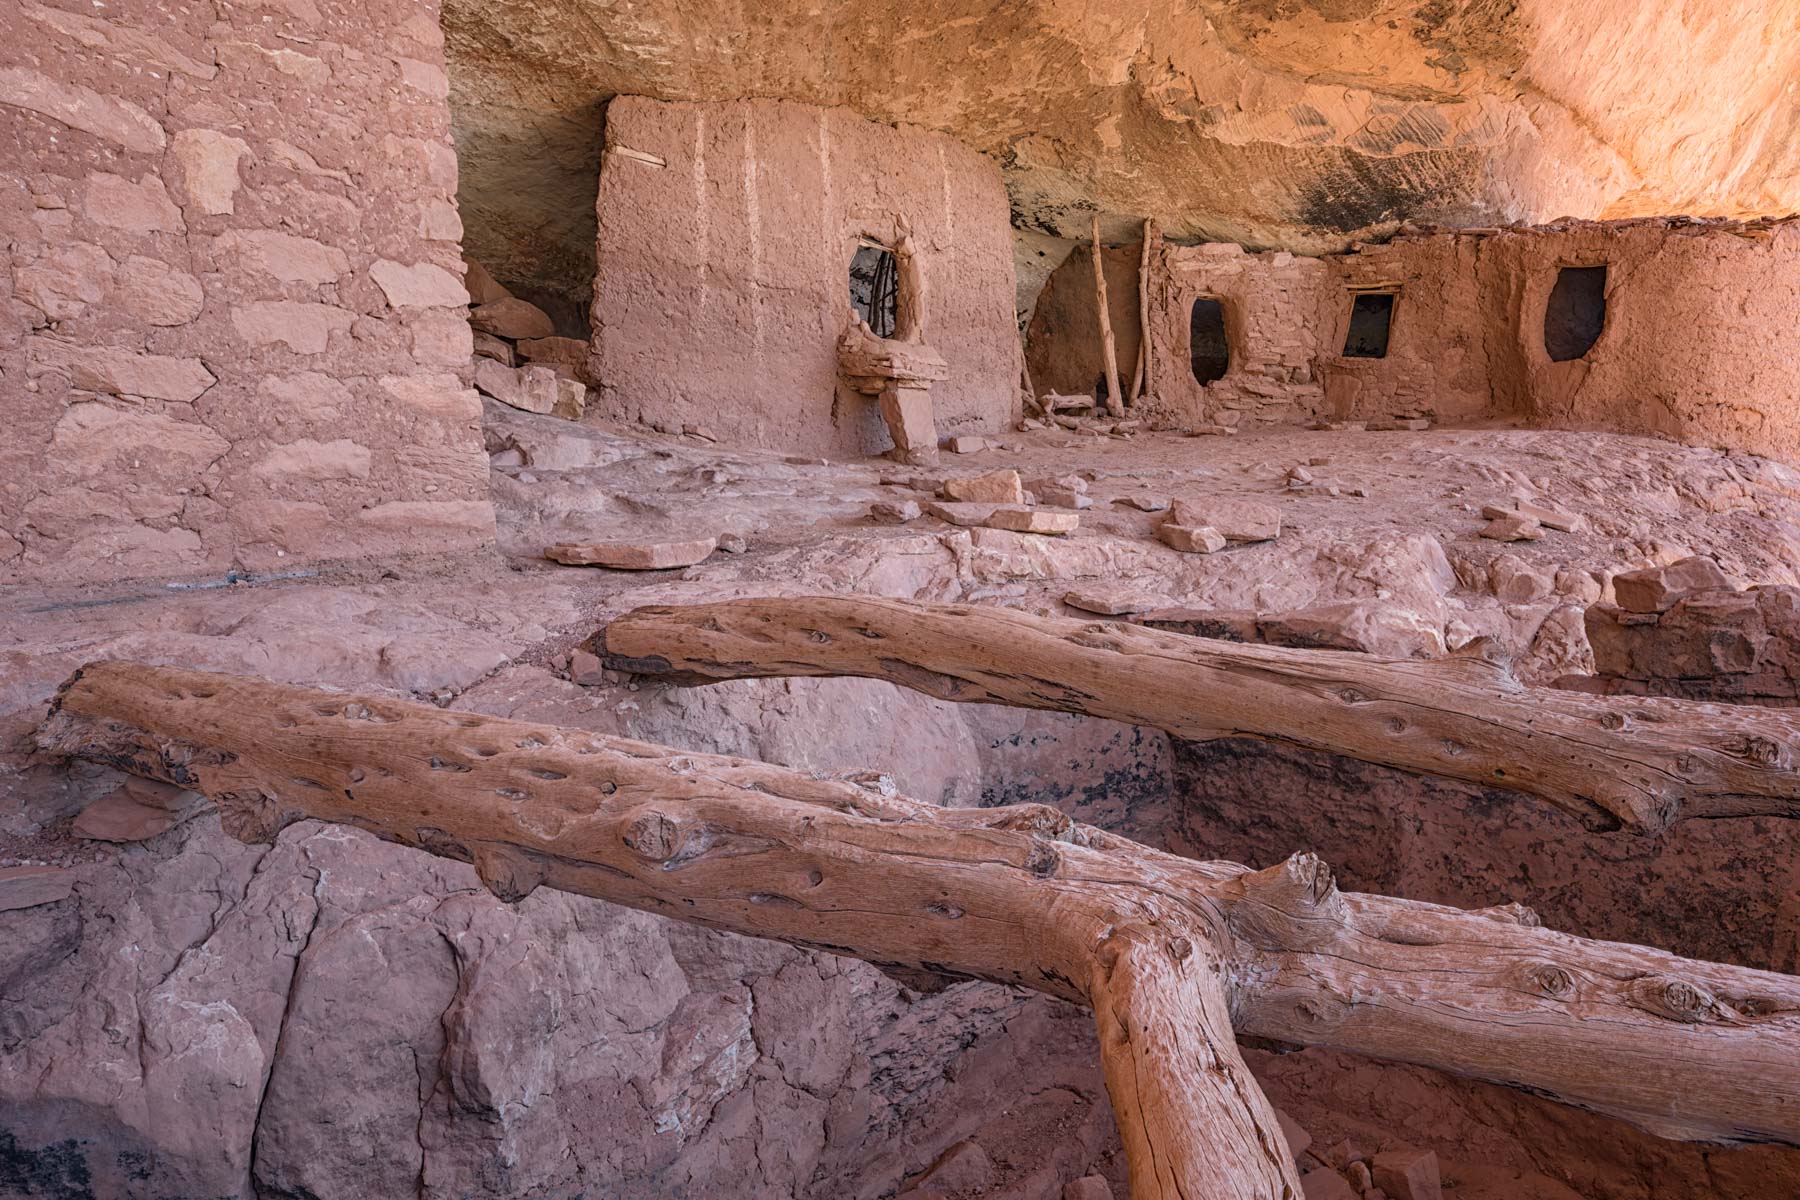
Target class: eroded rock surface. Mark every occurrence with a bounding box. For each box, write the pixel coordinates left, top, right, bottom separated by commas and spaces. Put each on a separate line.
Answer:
444, 0, 1800, 309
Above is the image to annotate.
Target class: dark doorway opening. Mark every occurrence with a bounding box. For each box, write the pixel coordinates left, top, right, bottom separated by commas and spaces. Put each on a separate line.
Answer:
1190, 297, 1230, 384
850, 243, 898, 338
1343, 293, 1395, 358
1544, 265, 1607, 362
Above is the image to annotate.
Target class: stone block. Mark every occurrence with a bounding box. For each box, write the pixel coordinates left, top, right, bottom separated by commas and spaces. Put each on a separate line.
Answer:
983, 506, 1079, 535
942, 469, 1023, 504
471, 296, 555, 340
1613, 556, 1732, 613
1158, 523, 1226, 553
475, 359, 561, 415
545, 536, 718, 569
1167, 497, 1280, 541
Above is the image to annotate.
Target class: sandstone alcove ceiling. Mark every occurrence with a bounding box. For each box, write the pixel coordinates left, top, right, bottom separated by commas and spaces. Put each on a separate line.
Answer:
443, 0, 1800, 314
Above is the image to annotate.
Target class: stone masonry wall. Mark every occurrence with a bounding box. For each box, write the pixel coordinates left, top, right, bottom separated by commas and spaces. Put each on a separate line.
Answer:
587, 96, 1020, 458
1138, 241, 1333, 430
1, 0, 495, 587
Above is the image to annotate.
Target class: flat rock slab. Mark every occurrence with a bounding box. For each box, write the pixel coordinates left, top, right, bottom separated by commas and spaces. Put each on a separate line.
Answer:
983, 506, 1079, 535
1064, 588, 1171, 616
72, 778, 204, 843
1158, 524, 1226, 553
546, 536, 718, 569
926, 501, 1000, 527
1480, 516, 1543, 542
942, 469, 1023, 504
1131, 608, 1261, 642
0, 866, 76, 912
1167, 497, 1280, 541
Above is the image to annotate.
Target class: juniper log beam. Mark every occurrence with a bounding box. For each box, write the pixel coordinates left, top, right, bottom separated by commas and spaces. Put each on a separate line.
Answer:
593, 596, 1800, 834
38, 662, 1800, 1164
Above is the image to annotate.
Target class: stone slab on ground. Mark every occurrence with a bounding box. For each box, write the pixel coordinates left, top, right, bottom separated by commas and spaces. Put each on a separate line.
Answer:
926, 501, 1001, 527
1062, 588, 1170, 616
545, 536, 718, 569
983, 506, 1079, 535
1158, 524, 1226, 553
0, 866, 76, 911
1167, 498, 1280, 542
942, 469, 1024, 504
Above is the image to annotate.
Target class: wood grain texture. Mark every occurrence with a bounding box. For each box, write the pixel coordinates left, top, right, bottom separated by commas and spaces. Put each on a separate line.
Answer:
594, 595, 1800, 833
37, 662, 1800, 1177
1093, 214, 1125, 418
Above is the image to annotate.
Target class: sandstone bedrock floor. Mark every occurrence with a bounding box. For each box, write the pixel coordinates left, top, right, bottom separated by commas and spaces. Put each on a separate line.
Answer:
4, 412, 1798, 1199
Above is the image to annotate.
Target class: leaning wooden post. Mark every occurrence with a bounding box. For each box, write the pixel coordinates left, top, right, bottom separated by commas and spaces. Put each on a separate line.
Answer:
1091, 214, 1125, 417
1134, 218, 1157, 401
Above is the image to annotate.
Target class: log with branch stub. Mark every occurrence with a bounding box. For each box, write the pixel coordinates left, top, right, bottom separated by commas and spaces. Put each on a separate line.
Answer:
593, 595, 1800, 834
38, 660, 1800, 1200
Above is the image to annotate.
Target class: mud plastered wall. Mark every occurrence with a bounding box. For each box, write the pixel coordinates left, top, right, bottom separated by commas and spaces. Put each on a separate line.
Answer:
587, 96, 1019, 457
1139, 241, 1333, 430
0, 0, 494, 587
1487, 219, 1800, 457
1320, 218, 1800, 454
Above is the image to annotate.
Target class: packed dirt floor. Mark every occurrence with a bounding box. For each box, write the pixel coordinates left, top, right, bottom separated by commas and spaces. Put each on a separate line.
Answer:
5, 407, 1800, 1199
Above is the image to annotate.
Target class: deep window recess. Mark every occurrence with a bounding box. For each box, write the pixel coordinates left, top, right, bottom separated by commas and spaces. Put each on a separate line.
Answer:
1544, 265, 1607, 362
850, 242, 898, 338
1189, 298, 1230, 384
1342, 293, 1395, 358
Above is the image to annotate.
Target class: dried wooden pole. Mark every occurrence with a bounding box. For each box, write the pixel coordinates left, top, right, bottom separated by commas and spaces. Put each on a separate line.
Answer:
39, 662, 1800, 1175
1132, 217, 1156, 401
594, 596, 1800, 834
1091, 214, 1125, 417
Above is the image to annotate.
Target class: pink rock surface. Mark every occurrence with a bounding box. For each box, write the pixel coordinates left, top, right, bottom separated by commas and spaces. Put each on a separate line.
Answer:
545, 536, 718, 568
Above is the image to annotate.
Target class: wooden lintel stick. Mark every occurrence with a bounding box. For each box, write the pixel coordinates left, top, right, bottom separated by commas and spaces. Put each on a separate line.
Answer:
1092, 214, 1125, 417
593, 595, 1800, 833
38, 661, 1800, 1173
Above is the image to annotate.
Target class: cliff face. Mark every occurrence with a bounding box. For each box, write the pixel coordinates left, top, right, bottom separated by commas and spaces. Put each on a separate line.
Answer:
444, 0, 1800, 308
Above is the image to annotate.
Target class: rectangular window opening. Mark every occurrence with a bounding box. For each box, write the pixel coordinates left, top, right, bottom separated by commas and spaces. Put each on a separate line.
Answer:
1342, 292, 1395, 358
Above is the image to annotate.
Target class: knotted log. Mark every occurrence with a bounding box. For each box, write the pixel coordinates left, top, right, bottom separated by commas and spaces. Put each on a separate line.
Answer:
38, 661, 1800, 1190
593, 595, 1800, 834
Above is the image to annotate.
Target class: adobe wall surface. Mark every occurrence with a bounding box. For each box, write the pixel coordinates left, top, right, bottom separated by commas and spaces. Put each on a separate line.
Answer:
1138, 242, 1333, 430
1484, 219, 1800, 458
1315, 217, 1800, 452
1096, 216, 1800, 460
588, 97, 1019, 457
1, 0, 495, 587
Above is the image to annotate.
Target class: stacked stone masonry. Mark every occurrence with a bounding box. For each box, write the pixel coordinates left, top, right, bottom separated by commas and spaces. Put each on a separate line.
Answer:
0, 0, 496, 587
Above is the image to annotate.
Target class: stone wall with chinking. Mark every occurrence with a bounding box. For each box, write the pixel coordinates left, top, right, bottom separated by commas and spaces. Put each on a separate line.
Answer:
0, 0, 494, 586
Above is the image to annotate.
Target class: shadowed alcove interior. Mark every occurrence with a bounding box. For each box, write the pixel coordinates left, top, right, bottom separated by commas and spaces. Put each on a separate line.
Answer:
1544, 265, 1608, 362
1189, 297, 1230, 384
